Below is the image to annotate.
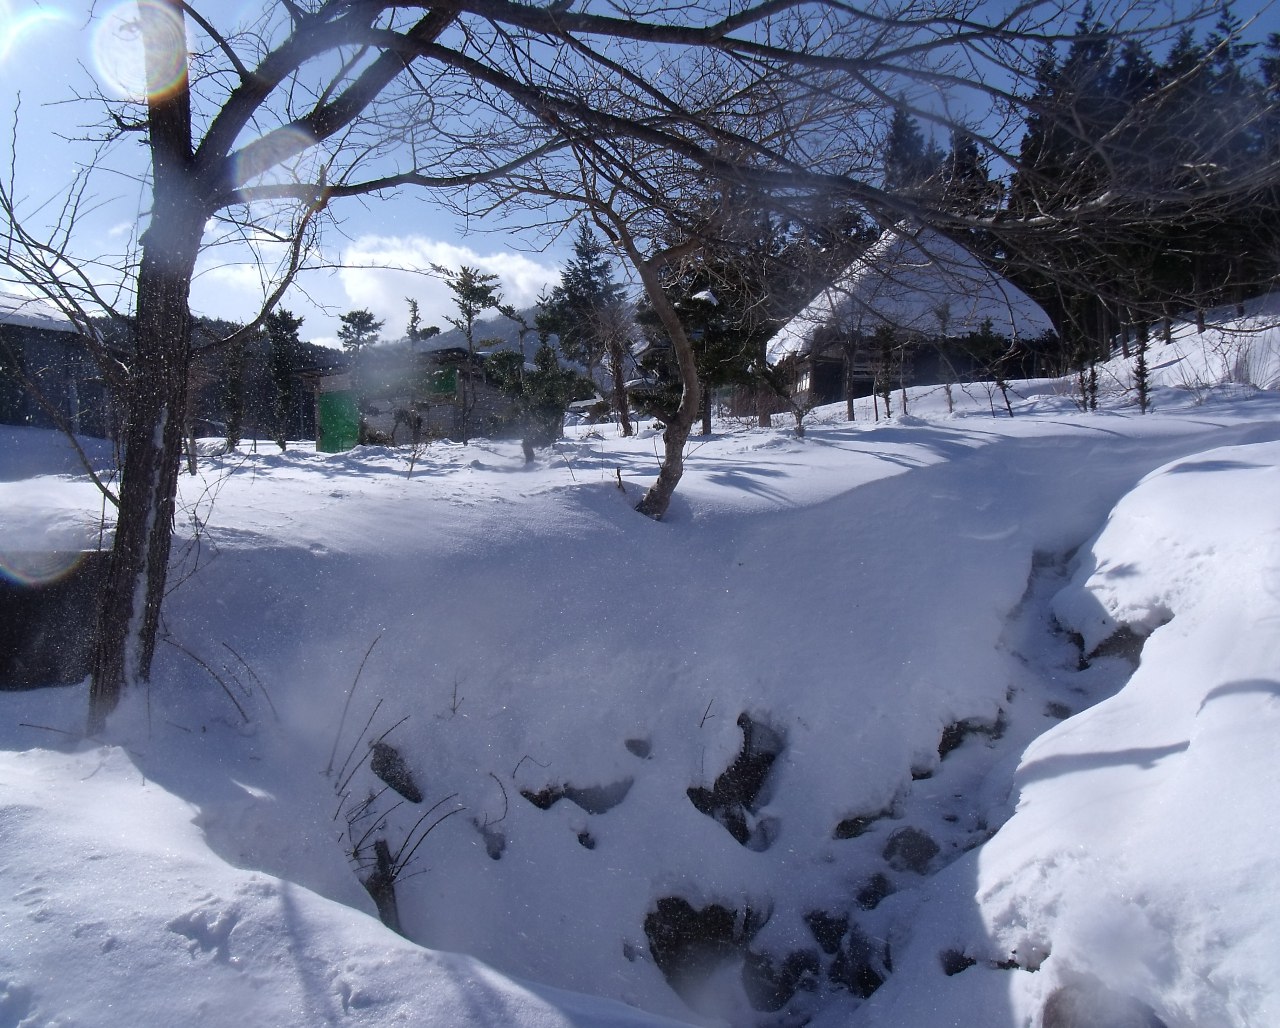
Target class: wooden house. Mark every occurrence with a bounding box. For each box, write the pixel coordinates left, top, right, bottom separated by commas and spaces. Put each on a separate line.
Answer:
766, 225, 1055, 408
0, 294, 116, 438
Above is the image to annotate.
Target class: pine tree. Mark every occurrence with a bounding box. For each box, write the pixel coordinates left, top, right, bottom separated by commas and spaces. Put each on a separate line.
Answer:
435, 265, 503, 443
524, 341, 578, 455
266, 307, 304, 450
338, 309, 384, 355
540, 222, 633, 434
941, 130, 998, 218
404, 298, 440, 348
486, 334, 577, 461
882, 108, 943, 197
222, 334, 248, 450
405, 298, 421, 344
542, 222, 626, 379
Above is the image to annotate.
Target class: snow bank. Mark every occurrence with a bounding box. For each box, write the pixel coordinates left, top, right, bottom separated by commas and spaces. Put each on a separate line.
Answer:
0, 700, 684, 1027
994, 442, 1280, 1026
846, 439, 1280, 1028
3, 313, 1280, 1026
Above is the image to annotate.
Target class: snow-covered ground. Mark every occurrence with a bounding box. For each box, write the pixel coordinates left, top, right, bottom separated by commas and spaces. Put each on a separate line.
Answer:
1, 305, 1279, 1027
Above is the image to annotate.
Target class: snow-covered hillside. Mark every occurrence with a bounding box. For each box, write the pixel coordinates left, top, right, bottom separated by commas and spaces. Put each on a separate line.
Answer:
1, 306, 1279, 1027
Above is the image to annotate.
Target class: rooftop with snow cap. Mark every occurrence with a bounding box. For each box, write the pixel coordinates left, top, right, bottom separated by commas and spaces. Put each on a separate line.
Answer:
766, 224, 1054, 365
0, 293, 79, 334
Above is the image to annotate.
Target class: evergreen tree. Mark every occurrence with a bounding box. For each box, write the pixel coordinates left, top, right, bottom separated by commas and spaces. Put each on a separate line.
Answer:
541, 222, 626, 380
266, 307, 304, 450
941, 130, 998, 220
882, 107, 943, 197
338, 309, 383, 355
1005, 2, 1279, 367
1262, 34, 1280, 217
437, 266, 502, 347
1262, 32, 1280, 104
404, 298, 440, 347
222, 333, 248, 449
1205, 2, 1255, 100
405, 298, 421, 344
540, 222, 633, 434
435, 264, 503, 442
486, 334, 577, 461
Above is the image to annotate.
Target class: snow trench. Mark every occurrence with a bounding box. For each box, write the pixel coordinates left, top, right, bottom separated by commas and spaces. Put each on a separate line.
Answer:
465, 551, 1155, 1026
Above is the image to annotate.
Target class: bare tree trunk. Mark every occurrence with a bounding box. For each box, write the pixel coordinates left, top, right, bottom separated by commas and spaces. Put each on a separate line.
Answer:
636, 378, 700, 518
622, 243, 701, 521
607, 338, 633, 437
89, 3, 202, 733
89, 235, 201, 732
842, 342, 856, 422
755, 341, 770, 428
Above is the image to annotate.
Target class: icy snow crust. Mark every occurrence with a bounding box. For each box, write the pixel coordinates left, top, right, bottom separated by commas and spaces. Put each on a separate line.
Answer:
2, 328, 1280, 1026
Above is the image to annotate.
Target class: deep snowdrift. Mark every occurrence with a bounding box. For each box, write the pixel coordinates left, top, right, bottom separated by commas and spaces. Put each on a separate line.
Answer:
2, 306, 1279, 1027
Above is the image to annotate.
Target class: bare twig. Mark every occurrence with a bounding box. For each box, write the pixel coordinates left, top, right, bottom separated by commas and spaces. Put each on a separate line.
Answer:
220, 642, 279, 721
393, 796, 466, 875
161, 635, 249, 724
336, 698, 384, 795
481, 771, 509, 828
16, 722, 82, 738
512, 753, 551, 778
325, 632, 384, 775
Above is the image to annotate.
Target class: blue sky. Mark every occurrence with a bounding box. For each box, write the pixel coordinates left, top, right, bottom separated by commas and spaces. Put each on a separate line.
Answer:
1, 0, 1275, 348
0, 1, 569, 348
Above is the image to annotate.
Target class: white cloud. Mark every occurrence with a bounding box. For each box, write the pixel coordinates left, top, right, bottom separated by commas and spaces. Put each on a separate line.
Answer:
336, 235, 561, 340
185, 233, 564, 351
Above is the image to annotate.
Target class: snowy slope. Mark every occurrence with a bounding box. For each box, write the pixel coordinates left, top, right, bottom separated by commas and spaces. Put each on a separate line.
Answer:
838, 438, 1280, 1028
1098, 292, 1280, 393
2, 308, 1280, 1027
0, 717, 684, 1028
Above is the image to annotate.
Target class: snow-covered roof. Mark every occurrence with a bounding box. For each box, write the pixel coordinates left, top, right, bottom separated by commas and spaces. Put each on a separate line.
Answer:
766, 224, 1054, 364
0, 293, 79, 334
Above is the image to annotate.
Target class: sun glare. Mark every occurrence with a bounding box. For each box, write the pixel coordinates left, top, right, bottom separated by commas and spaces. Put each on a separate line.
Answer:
231, 125, 321, 195
91, 0, 190, 103
0, 1, 73, 67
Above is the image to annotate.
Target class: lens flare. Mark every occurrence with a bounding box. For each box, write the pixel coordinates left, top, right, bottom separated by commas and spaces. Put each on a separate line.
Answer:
0, 549, 87, 587
231, 125, 321, 196
91, 0, 190, 103
0, 3, 74, 66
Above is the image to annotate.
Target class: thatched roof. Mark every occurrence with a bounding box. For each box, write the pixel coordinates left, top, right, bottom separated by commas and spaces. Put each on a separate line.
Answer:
767, 225, 1053, 364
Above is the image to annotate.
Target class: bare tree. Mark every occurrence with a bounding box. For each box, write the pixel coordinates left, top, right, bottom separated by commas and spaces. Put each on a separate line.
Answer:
1, 0, 1254, 733
0, 0, 847, 729
594, 299, 636, 439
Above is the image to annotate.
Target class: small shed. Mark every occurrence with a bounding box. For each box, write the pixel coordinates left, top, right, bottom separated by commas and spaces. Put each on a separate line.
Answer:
311, 372, 361, 453
766, 225, 1054, 407
309, 344, 519, 450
